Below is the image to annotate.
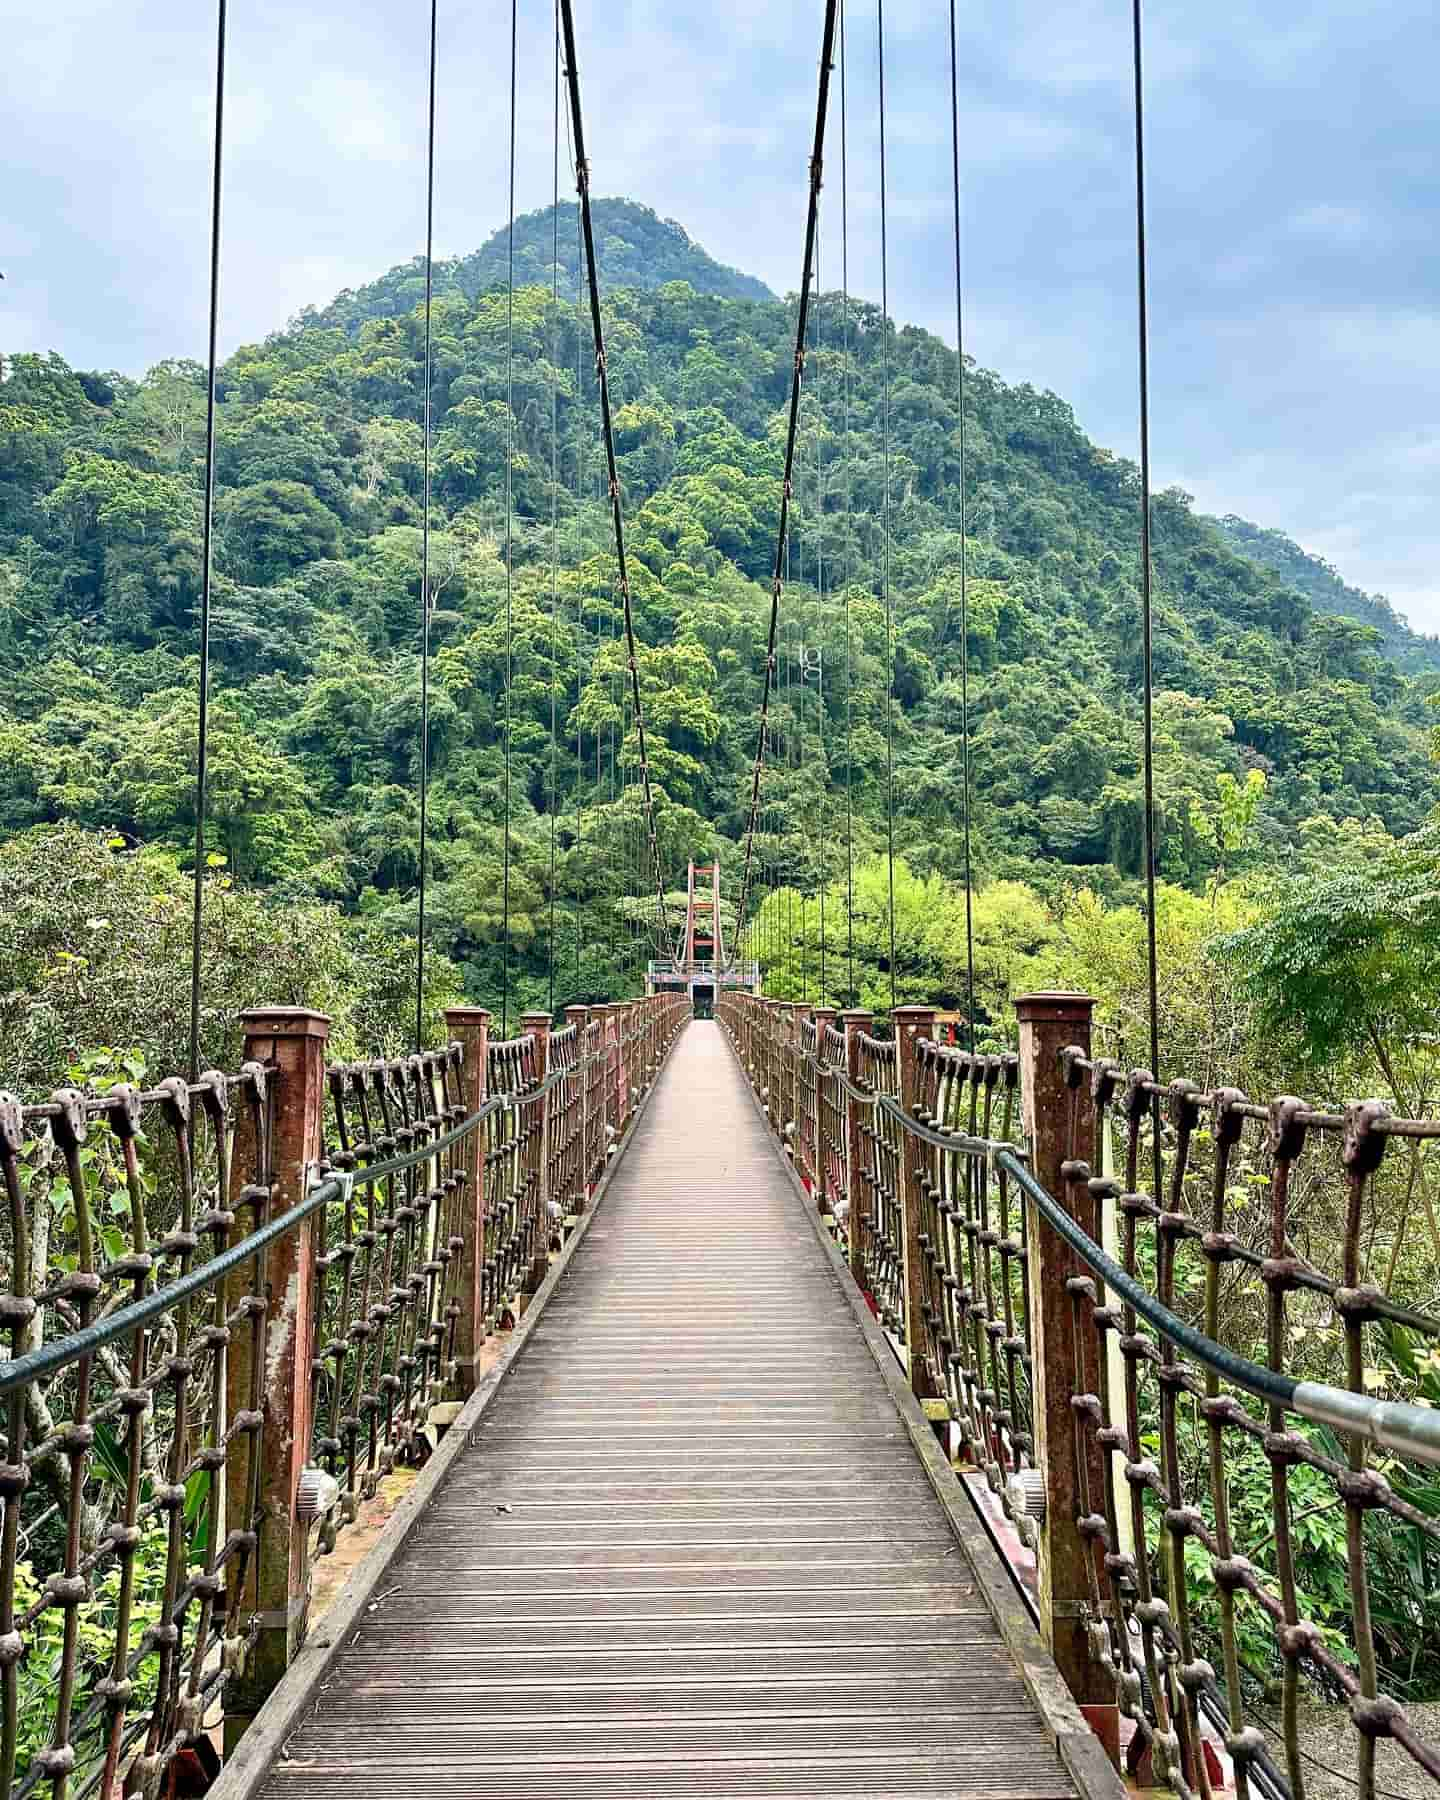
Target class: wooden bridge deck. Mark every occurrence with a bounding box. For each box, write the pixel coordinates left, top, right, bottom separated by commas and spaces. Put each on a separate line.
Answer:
255, 1022, 1078, 1800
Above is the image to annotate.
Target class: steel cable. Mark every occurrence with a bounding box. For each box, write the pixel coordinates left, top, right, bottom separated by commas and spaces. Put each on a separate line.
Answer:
947, 0, 977, 1054
727, 0, 842, 967
877, 0, 897, 1017
1131, 0, 1163, 1191
187, 0, 226, 1083
500, 0, 518, 1036
416, 0, 438, 1053
547, 2, 561, 1014
840, 0, 855, 1005
814, 228, 828, 1006
559, 0, 675, 960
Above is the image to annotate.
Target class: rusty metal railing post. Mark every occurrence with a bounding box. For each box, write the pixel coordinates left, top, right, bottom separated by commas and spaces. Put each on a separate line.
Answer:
521, 1012, 552, 1292
589, 1005, 610, 1166
812, 1006, 837, 1209
223, 1006, 330, 1752
445, 1006, 490, 1397
894, 1006, 937, 1401
1015, 991, 1113, 1735
841, 1010, 872, 1285
565, 1004, 590, 1209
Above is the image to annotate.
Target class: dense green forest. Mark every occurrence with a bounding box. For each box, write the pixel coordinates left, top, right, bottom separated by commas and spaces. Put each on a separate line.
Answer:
3, 196, 1438, 1057
1218, 512, 1440, 674
301, 198, 775, 336
6, 197, 1440, 1731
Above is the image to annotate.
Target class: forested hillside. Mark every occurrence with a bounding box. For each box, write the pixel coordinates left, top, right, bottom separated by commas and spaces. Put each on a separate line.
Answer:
300, 199, 775, 337
3, 197, 1437, 1035
1218, 513, 1440, 673
9, 194, 1440, 1752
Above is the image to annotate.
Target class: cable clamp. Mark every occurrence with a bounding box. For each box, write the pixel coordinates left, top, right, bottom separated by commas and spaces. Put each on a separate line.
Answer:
310, 1164, 354, 1206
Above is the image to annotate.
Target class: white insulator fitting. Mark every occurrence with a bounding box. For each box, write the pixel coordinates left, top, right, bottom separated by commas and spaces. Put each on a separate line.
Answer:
1006, 1467, 1047, 1525
297, 1465, 341, 1523
605, 1124, 617, 1140
760, 1086, 770, 1099
783, 1120, 796, 1140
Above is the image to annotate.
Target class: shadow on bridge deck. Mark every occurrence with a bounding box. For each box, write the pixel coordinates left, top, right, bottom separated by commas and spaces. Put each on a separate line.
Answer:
234, 1022, 1088, 1799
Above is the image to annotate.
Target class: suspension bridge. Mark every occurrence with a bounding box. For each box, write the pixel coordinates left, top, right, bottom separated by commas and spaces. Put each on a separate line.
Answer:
5, 0, 1440, 1797
6, 984, 1440, 1800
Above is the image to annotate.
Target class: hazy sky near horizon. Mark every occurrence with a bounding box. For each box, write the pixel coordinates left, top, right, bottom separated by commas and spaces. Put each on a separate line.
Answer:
5, 0, 1437, 627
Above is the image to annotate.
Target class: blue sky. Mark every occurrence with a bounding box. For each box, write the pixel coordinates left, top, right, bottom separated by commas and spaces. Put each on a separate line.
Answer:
6, 0, 1437, 627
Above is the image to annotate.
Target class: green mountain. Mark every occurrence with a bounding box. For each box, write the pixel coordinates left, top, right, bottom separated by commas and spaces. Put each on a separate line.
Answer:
298, 198, 775, 337
2, 200, 1435, 1013
1216, 514, 1440, 674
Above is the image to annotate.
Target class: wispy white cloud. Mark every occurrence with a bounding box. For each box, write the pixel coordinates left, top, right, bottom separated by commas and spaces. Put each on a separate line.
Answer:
3, 0, 1437, 629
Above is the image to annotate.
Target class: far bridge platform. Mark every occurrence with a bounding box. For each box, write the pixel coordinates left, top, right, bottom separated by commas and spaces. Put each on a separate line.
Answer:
241, 1023, 1082, 1800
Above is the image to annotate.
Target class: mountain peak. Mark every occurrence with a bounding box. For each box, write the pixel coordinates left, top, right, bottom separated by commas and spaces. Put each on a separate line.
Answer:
300, 198, 774, 336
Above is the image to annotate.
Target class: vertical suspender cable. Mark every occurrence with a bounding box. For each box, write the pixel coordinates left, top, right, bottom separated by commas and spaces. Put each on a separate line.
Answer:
840, 0, 855, 1006
548, 4, 561, 1015
500, 0, 518, 1037
188, 0, 227, 1084
815, 223, 828, 1005
568, 191, 579, 993
877, 0, 897, 1017
559, 0, 674, 960
727, 0, 840, 962
947, 0, 976, 1054
416, 0, 439, 1055
784, 613, 793, 992
1131, 0, 1163, 1191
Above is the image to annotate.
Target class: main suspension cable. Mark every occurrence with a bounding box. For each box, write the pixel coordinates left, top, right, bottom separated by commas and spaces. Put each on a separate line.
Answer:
728, 0, 841, 964
188, 0, 227, 1083
415, 0, 438, 1054
500, 0, 518, 1036
560, 1, 672, 963
947, 0, 976, 1054
1131, 0, 1163, 1190
877, 0, 897, 1018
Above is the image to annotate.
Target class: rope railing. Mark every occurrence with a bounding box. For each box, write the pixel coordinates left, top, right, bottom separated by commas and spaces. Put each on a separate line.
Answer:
715, 989, 1440, 1800
0, 992, 690, 1800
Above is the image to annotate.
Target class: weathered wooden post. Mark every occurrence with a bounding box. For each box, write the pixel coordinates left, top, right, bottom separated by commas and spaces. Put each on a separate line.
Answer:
521, 1011, 552, 1292
223, 1007, 329, 1752
841, 1009, 872, 1285
893, 1005, 936, 1400
1015, 990, 1115, 1750
444, 1005, 490, 1398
